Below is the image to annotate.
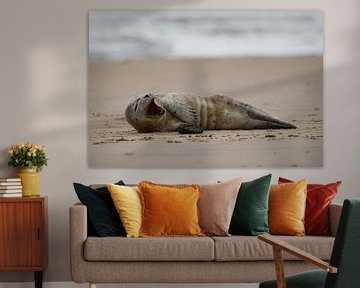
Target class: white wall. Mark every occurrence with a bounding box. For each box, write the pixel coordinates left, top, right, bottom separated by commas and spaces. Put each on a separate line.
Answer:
0, 0, 360, 283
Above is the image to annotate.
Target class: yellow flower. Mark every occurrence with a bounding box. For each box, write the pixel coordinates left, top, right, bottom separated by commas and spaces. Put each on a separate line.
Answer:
36, 145, 45, 151
27, 152, 32, 157
8, 149, 13, 155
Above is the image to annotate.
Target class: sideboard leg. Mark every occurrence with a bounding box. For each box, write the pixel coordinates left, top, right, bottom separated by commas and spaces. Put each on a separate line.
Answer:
34, 271, 43, 288
90, 283, 97, 288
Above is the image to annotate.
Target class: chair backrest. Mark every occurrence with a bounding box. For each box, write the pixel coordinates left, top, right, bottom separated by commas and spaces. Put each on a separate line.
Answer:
325, 199, 360, 288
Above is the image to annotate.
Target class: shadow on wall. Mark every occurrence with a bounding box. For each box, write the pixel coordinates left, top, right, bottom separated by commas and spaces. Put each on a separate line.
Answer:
0, 0, 203, 283
0, 149, 10, 176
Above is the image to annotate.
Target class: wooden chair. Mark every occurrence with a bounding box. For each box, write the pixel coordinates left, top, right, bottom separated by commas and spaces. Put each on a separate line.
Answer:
258, 199, 360, 288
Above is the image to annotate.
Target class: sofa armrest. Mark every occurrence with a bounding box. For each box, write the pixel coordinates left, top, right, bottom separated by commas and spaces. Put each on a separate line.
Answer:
69, 203, 88, 283
329, 203, 342, 237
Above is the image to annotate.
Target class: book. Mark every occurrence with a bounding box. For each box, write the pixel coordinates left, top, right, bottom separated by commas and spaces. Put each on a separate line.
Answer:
0, 186, 22, 190
0, 178, 21, 182
0, 182, 22, 186
0, 189, 22, 193
0, 193, 22, 198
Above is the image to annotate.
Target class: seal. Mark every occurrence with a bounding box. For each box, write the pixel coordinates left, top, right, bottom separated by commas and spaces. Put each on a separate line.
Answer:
125, 92, 296, 134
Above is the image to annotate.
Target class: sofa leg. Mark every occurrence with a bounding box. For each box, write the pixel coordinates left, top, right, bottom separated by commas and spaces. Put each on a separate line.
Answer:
89, 283, 96, 288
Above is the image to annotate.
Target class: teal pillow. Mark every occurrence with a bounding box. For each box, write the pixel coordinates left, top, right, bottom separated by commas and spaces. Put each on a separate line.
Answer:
229, 174, 271, 236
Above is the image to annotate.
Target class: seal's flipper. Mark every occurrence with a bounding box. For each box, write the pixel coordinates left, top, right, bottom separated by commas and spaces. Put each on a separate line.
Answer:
241, 102, 296, 129
178, 124, 203, 134
159, 94, 199, 125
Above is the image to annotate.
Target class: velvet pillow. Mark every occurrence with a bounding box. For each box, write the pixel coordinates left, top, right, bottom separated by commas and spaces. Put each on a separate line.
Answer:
229, 174, 271, 236
73, 181, 126, 237
269, 179, 307, 236
139, 181, 203, 237
107, 183, 142, 238
278, 177, 341, 236
198, 178, 242, 236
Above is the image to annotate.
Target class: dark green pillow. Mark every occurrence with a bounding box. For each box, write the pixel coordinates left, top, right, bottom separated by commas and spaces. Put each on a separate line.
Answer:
229, 174, 271, 236
73, 181, 126, 237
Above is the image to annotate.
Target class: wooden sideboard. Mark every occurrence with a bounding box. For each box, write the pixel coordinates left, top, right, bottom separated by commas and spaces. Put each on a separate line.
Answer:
0, 197, 47, 288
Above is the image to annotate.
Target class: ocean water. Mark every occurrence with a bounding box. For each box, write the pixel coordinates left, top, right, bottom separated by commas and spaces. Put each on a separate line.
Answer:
89, 11, 323, 61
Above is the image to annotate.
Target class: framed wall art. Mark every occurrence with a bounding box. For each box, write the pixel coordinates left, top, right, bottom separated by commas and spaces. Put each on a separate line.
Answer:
88, 10, 323, 168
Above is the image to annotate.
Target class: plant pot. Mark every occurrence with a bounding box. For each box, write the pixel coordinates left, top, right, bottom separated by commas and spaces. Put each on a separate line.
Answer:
16, 167, 40, 197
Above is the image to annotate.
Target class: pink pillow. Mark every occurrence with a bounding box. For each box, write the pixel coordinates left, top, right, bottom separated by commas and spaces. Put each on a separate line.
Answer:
198, 178, 242, 236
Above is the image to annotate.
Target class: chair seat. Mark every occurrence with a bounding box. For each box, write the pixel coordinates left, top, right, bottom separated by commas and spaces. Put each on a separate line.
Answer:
259, 269, 327, 288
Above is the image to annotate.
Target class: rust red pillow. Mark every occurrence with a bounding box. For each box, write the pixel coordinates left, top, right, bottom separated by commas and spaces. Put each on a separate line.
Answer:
278, 177, 341, 236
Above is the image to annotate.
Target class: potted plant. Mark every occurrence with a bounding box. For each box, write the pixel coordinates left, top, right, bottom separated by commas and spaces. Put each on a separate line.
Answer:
8, 143, 48, 197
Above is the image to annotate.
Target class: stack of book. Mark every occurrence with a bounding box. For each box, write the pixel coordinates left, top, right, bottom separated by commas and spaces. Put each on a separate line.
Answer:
0, 178, 22, 197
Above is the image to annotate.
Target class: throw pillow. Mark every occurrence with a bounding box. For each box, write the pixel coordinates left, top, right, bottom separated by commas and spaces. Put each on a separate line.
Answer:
107, 183, 142, 238
198, 178, 242, 236
138, 181, 203, 237
229, 174, 272, 236
269, 179, 307, 236
279, 177, 341, 236
73, 181, 126, 237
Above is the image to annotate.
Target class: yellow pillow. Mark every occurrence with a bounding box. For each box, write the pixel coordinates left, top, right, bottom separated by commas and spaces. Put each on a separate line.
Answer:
107, 183, 142, 238
269, 179, 307, 236
138, 181, 204, 237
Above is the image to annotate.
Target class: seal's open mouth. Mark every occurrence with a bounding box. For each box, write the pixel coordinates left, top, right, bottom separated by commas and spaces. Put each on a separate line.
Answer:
147, 98, 165, 116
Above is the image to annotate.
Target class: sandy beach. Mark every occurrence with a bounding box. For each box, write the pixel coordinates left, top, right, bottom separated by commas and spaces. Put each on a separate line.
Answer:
88, 56, 322, 168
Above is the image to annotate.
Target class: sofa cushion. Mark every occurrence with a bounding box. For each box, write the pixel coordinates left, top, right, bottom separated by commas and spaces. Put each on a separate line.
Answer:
84, 236, 214, 261
229, 174, 271, 236
199, 178, 242, 236
269, 179, 307, 236
73, 181, 126, 237
107, 184, 142, 238
139, 181, 203, 237
212, 236, 334, 261
278, 177, 341, 236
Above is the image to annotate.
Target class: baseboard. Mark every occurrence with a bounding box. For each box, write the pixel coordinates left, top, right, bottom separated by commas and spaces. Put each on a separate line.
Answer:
0, 282, 259, 288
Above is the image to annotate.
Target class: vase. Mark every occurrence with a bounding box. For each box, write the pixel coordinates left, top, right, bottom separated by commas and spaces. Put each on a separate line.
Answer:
16, 167, 40, 197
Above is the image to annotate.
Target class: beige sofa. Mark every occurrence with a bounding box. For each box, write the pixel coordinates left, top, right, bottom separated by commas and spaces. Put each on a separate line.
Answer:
70, 203, 342, 288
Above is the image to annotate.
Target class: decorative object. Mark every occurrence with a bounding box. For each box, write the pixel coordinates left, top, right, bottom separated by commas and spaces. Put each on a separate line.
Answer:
73, 181, 126, 237
278, 177, 341, 235
0, 178, 22, 197
198, 178, 242, 236
88, 11, 323, 168
107, 183, 142, 238
8, 142, 48, 197
8, 143, 48, 197
229, 174, 272, 236
16, 167, 39, 197
138, 181, 203, 237
269, 179, 307, 236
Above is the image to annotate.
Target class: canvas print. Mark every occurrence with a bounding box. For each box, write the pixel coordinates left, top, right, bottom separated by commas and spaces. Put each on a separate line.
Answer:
88, 11, 323, 168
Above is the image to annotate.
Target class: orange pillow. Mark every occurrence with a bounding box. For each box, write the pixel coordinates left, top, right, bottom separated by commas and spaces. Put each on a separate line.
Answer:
269, 179, 307, 236
278, 177, 341, 236
138, 181, 204, 237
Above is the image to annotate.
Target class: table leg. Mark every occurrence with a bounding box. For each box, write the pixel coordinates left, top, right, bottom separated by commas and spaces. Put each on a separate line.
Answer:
34, 271, 43, 288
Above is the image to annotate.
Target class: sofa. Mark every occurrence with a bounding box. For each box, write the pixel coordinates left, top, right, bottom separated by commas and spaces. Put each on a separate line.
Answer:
70, 201, 342, 287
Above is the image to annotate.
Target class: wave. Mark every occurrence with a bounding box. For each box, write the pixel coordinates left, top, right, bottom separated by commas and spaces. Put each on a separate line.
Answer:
89, 11, 323, 61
